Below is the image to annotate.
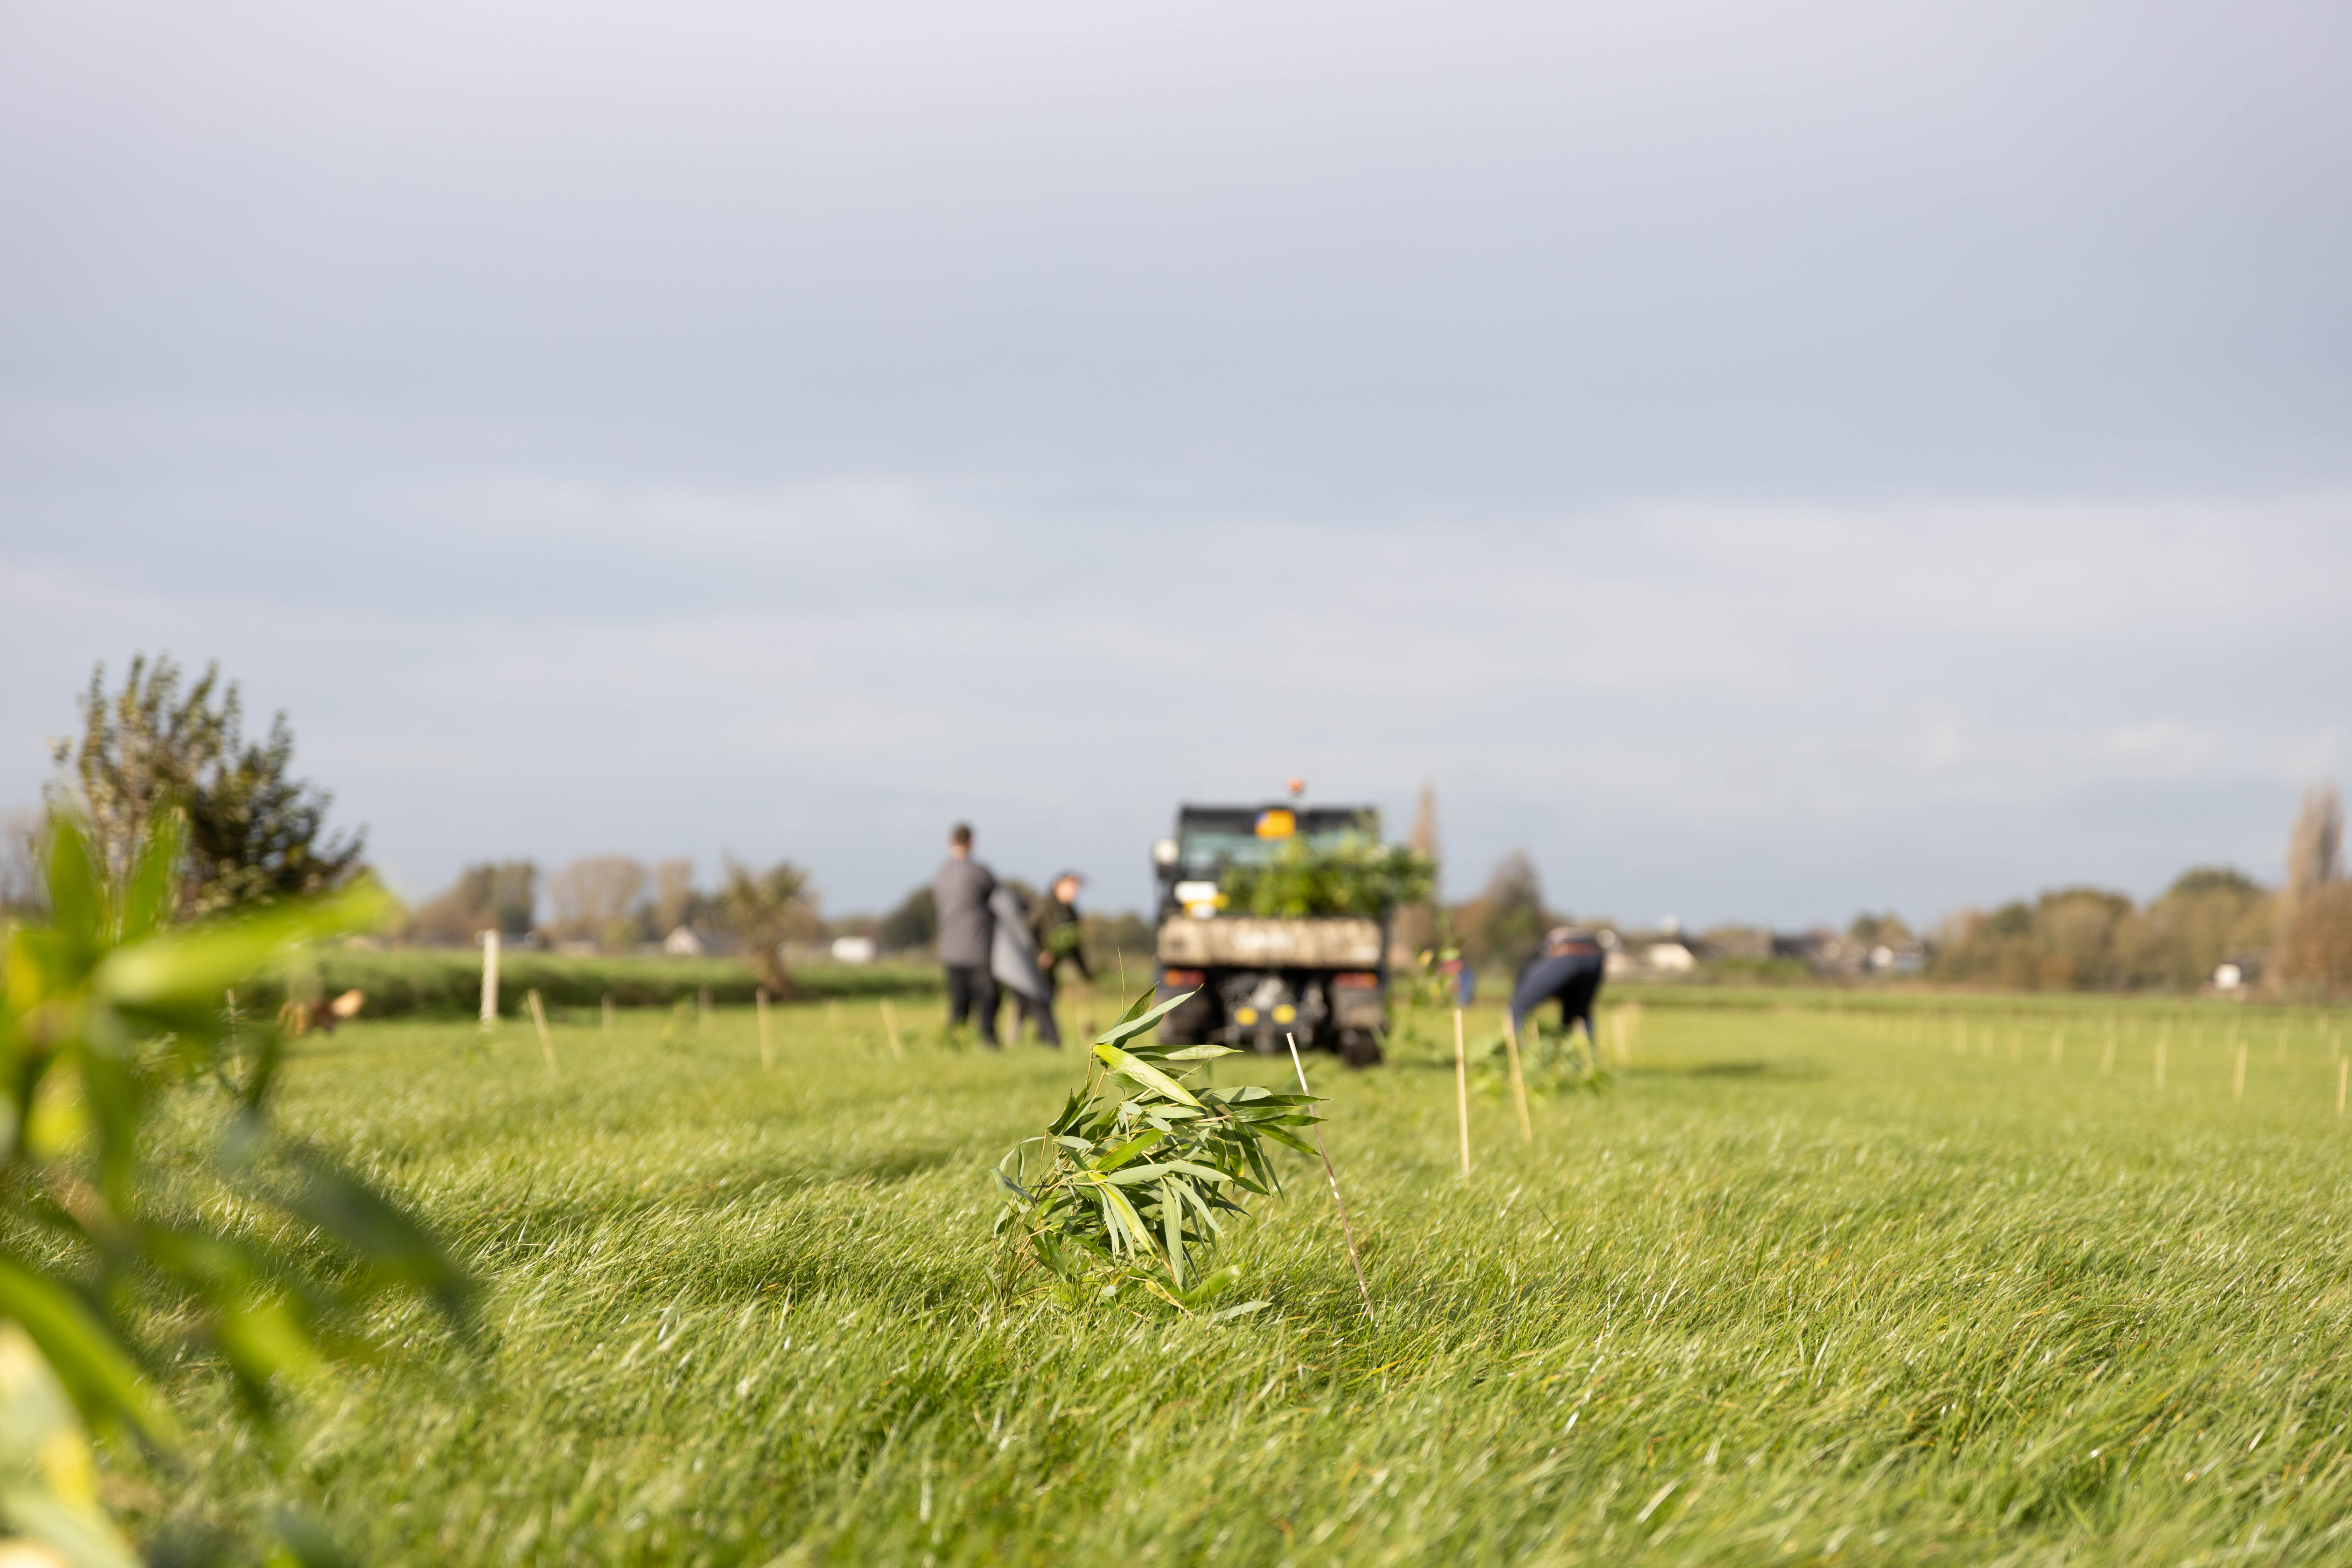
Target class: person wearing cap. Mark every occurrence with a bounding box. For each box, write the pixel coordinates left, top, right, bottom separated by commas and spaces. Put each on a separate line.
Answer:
1021, 871, 1091, 1044
1510, 926, 1606, 1044
1030, 873, 1091, 982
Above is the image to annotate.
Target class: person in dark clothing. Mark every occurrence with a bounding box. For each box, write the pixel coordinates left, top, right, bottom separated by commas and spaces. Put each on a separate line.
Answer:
933, 822, 999, 1047
1013, 871, 1090, 1046
1511, 926, 1606, 1043
1031, 872, 1092, 986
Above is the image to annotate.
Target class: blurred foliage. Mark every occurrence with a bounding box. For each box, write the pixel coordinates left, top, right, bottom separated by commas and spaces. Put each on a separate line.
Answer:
54, 655, 366, 922
2276, 883, 2352, 997
544, 855, 651, 951
877, 886, 936, 954
407, 860, 537, 944
1218, 835, 1436, 921
994, 989, 1315, 1304
714, 859, 815, 997
1473, 1015, 1607, 1097
0, 812, 474, 1565
1932, 868, 2274, 991
206, 948, 942, 1023
1449, 851, 1549, 974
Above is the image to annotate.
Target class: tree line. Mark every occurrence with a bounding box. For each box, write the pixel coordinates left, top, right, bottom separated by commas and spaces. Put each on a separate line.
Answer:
9, 656, 2352, 999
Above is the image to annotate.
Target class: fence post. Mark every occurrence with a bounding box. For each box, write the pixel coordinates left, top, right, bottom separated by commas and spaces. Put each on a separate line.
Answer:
479, 930, 500, 1029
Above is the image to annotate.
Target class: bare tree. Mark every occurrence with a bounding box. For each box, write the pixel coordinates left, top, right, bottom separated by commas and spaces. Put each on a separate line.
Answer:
546, 855, 649, 950
2277, 783, 2352, 994
2285, 785, 2344, 898
652, 859, 698, 937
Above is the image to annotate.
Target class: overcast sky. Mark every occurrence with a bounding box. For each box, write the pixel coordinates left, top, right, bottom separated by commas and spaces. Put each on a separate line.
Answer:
4, 0, 2348, 927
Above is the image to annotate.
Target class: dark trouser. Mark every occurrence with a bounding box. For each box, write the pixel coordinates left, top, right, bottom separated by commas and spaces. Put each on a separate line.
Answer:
945, 965, 999, 1046
1510, 952, 1605, 1038
995, 979, 1062, 1046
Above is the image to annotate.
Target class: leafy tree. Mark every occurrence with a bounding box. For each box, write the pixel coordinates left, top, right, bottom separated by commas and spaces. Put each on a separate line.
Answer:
714, 859, 813, 997
0, 812, 472, 1563
2167, 866, 2264, 901
1450, 850, 1548, 974
877, 886, 937, 953
56, 655, 366, 920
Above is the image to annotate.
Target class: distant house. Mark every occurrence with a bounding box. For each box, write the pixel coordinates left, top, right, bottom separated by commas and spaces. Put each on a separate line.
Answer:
663, 926, 705, 957
831, 936, 877, 965
1646, 941, 1696, 973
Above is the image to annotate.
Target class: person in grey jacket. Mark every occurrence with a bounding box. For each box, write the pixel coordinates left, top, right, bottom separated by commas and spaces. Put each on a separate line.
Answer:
933, 822, 999, 1047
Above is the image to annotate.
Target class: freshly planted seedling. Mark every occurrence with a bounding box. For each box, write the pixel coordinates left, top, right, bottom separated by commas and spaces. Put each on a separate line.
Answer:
993, 988, 1320, 1300
1481, 1016, 1609, 1095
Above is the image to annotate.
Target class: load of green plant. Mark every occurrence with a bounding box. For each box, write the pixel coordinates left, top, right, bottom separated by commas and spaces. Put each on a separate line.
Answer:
1217, 832, 1436, 920
0, 812, 475, 1566
992, 988, 1319, 1305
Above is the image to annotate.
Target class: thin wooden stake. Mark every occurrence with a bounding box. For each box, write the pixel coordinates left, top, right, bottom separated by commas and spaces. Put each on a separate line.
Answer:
757, 987, 774, 1072
1502, 1013, 1533, 1142
601, 993, 614, 1032
1453, 1008, 1472, 1178
699, 986, 713, 1028
526, 988, 557, 1073
1287, 1033, 1372, 1322
881, 998, 904, 1058
479, 929, 500, 1029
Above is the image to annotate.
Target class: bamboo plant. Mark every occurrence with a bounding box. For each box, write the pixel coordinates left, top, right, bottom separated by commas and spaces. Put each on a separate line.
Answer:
994, 988, 1320, 1296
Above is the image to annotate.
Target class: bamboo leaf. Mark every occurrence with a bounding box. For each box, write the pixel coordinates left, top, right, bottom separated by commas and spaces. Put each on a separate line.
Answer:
1092, 1045, 1203, 1108
97, 882, 390, 1014
1093, 988, 1199, 1051
0, 1253, 180, 1449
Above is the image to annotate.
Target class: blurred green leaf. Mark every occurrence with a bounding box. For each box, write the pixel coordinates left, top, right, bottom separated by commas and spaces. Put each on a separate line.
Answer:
283, 1148, 476, 1329
0, 1254, 178, 1449
96, 881, 388, 1014
1093, 987, 1197, 1051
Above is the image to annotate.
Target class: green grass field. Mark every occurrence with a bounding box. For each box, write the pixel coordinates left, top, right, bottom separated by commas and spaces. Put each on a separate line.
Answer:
136, 993, 2352, 1564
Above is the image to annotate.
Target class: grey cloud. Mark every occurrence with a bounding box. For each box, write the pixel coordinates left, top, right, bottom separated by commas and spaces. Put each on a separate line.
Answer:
2, 1, 2347, 927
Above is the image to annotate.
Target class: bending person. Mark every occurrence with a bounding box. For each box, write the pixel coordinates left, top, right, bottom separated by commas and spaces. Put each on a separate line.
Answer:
1510, 927, 1606, 1045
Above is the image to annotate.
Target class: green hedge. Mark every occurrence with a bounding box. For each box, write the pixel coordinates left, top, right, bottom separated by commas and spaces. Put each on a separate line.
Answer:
250, 948, 942, 1021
